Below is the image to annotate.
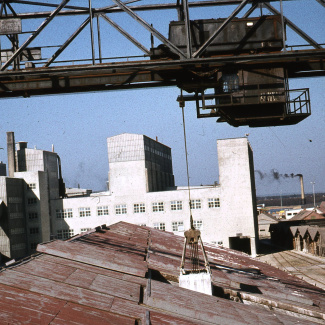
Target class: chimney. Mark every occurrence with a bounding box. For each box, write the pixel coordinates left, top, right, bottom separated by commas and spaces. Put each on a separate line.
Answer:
17, 141, 28, 150
297, 174, 306, 205
6, 132, 16, 177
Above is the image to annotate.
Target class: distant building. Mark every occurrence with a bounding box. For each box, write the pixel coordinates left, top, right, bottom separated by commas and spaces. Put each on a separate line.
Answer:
0, 132, 259, 260
270, 203, 325, 254
0, 162, 6, 176
289, 209, 325, 221
258, 211, 278, 238
285, 209, 301, 220
291, 225, 325, 256
0, 132, 65, 260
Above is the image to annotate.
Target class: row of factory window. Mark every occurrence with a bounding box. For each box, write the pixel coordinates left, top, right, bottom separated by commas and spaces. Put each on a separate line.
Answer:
10, 227, 39, 235
142, 220, 203, 232
55, 221, 203, 240
55, 198, 220, 219
144, 145, 171, 160
11, 242, 38, 252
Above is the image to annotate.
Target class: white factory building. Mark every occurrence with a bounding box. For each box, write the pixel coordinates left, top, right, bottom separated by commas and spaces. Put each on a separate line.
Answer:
0, 132, 258, 261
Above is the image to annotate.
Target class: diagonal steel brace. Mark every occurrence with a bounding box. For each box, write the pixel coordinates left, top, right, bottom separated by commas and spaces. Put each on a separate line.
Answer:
1, 0, 70, 71
193, 0, 251, 58
110, 0, 186, 59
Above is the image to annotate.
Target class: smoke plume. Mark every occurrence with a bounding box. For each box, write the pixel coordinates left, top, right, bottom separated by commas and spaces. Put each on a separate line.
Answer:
255, 169, 301, 181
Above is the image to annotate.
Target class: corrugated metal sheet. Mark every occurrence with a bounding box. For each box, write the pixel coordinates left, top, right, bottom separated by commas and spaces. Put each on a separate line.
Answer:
0, 221, 324, 324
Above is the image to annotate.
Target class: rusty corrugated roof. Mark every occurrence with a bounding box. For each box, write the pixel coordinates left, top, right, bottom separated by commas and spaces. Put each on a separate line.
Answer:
0, 221, 324, 324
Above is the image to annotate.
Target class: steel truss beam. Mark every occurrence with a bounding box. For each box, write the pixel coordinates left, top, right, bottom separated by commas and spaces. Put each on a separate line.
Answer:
1, 0, 71, 71
263, 2, 322, 49
0, 0, 324, 99
0, 48, 324, 98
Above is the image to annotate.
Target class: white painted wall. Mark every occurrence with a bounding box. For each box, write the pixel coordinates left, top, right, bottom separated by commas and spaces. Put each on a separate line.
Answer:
50, 135, 258, 255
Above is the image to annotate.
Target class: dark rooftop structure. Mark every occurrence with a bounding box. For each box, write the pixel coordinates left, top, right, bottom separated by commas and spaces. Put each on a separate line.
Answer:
0, 222, 325, 324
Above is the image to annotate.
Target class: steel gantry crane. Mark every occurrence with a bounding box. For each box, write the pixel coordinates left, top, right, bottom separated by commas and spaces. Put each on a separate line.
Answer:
0, 0, 324, 127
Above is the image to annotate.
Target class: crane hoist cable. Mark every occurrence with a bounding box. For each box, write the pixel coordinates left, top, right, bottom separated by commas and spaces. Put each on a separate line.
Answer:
178, 89, 211, 276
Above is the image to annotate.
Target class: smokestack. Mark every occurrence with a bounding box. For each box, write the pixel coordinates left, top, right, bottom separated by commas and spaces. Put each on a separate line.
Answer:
6, 132, 16, 177
297, 174, 306, 205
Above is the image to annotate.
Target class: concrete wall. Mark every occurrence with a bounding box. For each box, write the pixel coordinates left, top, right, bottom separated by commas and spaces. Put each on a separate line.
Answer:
50, 135, 258, 256
0, 177, 27, 259
15, 171, 51, 253
217, 138, 258, 255
0, 133, 258, 258
107, 133, 174, 195
0, 138, 61, 259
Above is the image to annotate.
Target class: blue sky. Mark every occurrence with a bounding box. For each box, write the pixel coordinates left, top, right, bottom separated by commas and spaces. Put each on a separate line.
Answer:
1, 0, 324, 196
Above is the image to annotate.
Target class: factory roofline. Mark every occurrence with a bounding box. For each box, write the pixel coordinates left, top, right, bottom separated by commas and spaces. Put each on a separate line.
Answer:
107, 132, 172, 149
0, 222, 324, 324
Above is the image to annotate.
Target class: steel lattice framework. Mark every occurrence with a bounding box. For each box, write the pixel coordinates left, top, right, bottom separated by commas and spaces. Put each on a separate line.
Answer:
0, 0, 324, 102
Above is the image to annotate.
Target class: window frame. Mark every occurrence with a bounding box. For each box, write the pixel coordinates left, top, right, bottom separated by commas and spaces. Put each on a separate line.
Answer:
153, 222, 166, 231
171, 200, 182, 211
115, 204, 127, 215
134, 203, 146, 214
208, 198, 220, 208
152, 202, 164, 212
193, 220, 203, 230
190, 199, 201, 210
79, 207, 91, 217
172, 221, 184, 232
97, 205, 109, 216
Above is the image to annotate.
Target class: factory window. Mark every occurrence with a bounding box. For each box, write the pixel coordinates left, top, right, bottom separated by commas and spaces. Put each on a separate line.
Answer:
28, 212, 38, 219
11, 228, 25, 235
27, 183, 36, 190
221, 73, 239, 93
30, 242, 38, 250
80, 228, 91, 233
97, 206, 109, 216
56, 209, 73, 219
30, 227, 39, 234
193, 220, 203, 230
12, 243, 26, 251
115, 204, 127, 215
57, 229, 74, 239
134, 203, 145, 213
190, 199, 201, 209
208, 198, 220, 208
79, 207, 91, 217
153, 222, 165, 231
172, 221, 184, 232
217, 241, 223, 246
171, 200, 182, 211
9, 213, 23, 219
152, 202, 164, 212
27, 198, 37, 205
8, 197, 22, 204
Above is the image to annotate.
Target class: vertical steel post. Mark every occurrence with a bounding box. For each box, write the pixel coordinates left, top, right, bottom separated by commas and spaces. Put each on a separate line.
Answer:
150, 24, 154, 49
280, 0, 286, 51
182, 0, 192, 58
97, 15, 102, 64
89, 0, 95, 65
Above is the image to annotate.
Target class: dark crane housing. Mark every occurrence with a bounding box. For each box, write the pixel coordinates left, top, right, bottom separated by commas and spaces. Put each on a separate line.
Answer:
151, 14, 311, 127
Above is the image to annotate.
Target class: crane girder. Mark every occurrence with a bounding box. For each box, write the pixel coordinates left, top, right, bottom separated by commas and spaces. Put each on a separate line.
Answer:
0, 0, 324, 99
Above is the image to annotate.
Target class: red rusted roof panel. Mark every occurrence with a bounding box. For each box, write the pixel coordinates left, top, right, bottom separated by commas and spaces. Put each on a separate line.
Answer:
0, 221, 324, 324
49, 302, 136, 325
37, 239, 147, 277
